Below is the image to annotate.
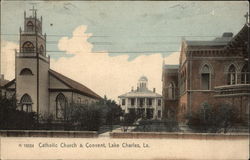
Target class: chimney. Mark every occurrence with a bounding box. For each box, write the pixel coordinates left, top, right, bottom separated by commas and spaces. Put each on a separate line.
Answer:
131, 86, 134, 91
222, 32, 233, 37
153, 88, 156, 93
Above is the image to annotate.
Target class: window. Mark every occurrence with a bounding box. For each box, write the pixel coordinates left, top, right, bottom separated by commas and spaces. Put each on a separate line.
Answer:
22, 41, 34, 52
84, 100, 88, 105
241, 64, 249, 84
39, 45, 44, 55
227, 64, 236, 85
158, 110, 161, 118
20, 94, 32, 112
122, 99, 126, 105
77, 97, 81, 104
200, 103, 210, 121
147, 98, 152, 106
168, 82, 175, 99
201, 65, 210, 90
20, 68, 33, 75
158, 99, 161, 106
131, 98, 135, 106
56, 93, 67, 119
27, 21, 34, 32
146, 108, 154, 119
139, 98, 144, 107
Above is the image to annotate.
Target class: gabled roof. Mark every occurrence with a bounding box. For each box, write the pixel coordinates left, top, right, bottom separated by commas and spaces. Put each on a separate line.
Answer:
0, 79, 10, 87
185, 32, 233, 47
225, 24, 249, 49
1, 79, 15, 89
49, 69, 102, 100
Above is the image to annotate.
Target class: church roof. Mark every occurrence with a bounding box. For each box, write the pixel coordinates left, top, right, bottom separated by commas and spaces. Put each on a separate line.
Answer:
49, 69, 102, 100
118, 88, 162, 98
0, 79, 10, 87
225, 24, 249, 49
185, 33, 233, 47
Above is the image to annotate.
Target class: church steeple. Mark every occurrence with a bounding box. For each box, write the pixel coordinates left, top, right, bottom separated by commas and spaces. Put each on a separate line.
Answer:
19, 7, 46, 57
16, 7, 50, 117
23, 7, 42, 34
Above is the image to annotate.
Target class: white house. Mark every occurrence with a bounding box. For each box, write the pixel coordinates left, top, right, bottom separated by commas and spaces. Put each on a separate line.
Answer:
118, 76, 163, 119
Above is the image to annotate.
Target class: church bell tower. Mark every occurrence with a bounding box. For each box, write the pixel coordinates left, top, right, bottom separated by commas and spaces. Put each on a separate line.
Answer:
16, 7, 50, 117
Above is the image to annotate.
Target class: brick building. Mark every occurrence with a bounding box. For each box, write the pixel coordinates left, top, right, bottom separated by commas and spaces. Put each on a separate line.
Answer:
162, 21, 249, 124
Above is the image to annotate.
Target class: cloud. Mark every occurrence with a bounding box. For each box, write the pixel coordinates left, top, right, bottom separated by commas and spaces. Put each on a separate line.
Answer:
1, 40, 18, 80
51, 25, 180, 101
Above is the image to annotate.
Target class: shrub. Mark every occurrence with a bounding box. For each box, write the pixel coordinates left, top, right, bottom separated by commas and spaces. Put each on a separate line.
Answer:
187, 103, 241, 133
0, 96, 38, 130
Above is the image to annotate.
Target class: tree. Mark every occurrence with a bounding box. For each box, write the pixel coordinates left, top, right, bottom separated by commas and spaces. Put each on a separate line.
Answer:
121, 111, 138, 132
70, 103, 102, 131
0, 96, 38, 130
212, 104, 239, 133
187, 103, 240, 133
95, 96, 122, 131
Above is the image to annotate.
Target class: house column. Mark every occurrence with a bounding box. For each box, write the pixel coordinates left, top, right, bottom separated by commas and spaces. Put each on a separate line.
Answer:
153, 98, 156, 119
144, 98, 147, 117
135, 97, 138, 113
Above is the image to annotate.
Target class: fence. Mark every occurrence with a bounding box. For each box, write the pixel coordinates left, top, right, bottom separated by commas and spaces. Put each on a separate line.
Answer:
0, 130, 98, 138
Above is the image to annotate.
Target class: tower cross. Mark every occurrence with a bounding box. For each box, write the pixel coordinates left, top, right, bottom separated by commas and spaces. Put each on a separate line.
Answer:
244, 12, 249, 24
29, 6, 37, 17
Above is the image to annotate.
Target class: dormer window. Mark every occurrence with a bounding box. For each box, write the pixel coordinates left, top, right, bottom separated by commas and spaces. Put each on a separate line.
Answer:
27, 21, 34, 32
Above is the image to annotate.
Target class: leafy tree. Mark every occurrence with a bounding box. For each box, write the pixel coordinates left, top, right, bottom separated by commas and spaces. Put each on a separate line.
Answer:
95, 96, 122, 131
121, 111, 138, 132
70, 104, 102, 131
0, 96, 38, 130
187, 103, 241, 133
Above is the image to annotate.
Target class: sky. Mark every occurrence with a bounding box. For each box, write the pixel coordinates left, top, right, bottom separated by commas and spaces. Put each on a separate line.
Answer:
1, 1, 249, 101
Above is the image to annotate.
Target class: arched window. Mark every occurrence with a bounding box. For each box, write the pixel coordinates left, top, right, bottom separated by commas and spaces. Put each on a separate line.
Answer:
168, 82, 175, 99
227, 64, 236, 85
20, 68, 33, 75
27, 21, 34, 32
39, 45, 44, 55
200, 102, 211, 121
22, 41, 34, 52
241, 64, 249, 84
20, 94, 32, 112
201, 65, 210, 90
56, 93, 67, 119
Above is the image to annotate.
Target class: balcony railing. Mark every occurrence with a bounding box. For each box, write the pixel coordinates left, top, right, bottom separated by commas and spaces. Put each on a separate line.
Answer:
127, 104, 153, 108
214, 84, 250, 97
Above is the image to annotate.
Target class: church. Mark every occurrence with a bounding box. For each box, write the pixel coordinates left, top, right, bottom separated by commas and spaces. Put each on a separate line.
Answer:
1, 10, 102, 121
162, 14, 249, 123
